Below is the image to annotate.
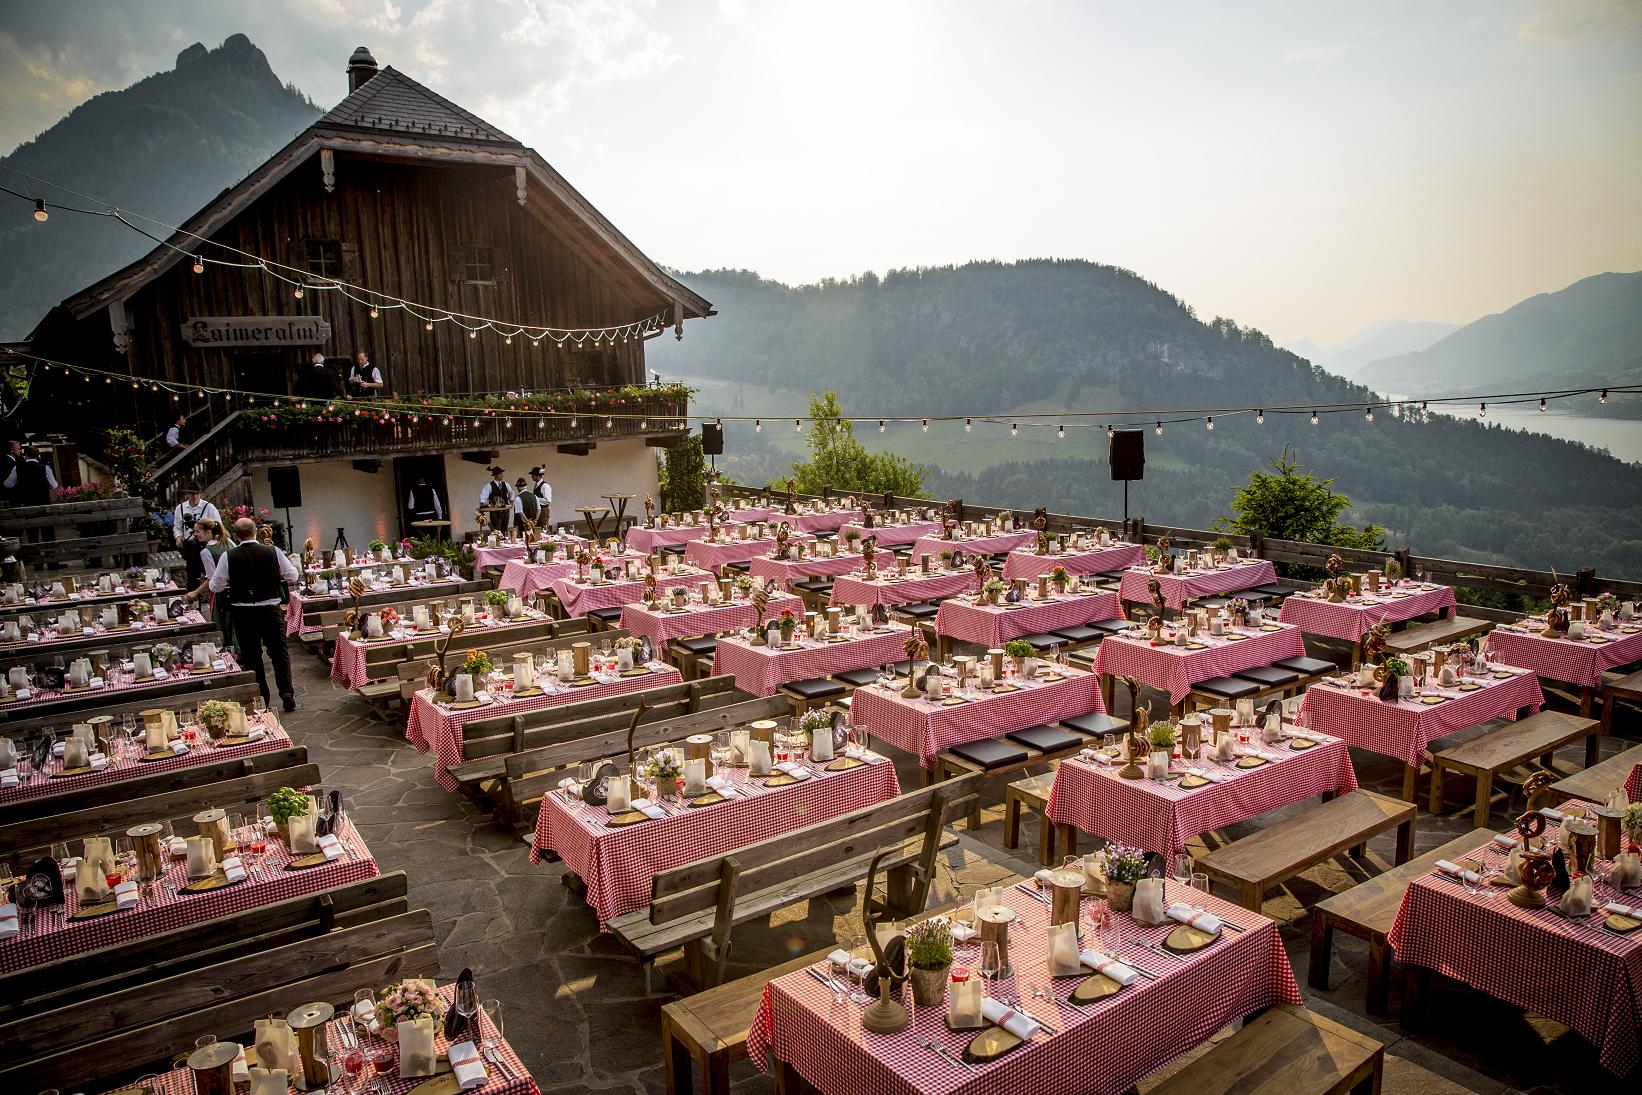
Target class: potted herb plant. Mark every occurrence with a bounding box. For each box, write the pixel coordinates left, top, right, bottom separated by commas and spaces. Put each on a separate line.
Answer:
844, 530, 862, 552
903, 918, 954, 1005
1004, 638, 1035, 677
671, 584, 690, 609
939, 549, 954, 569
1145, 722, 1176, 779
269, 786, 311, 842
1102, 843, 1147, 912
368, 538, 389, 562
484, 589, 509, 612
1382, 655, 1414, 700
982, 577, 1007, 606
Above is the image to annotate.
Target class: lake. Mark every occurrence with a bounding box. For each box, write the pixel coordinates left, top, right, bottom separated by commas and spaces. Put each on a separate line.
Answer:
1420, 404, 1642, 465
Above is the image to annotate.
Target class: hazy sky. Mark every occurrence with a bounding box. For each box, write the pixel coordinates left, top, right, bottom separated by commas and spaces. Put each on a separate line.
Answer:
3, 0, 1640, 345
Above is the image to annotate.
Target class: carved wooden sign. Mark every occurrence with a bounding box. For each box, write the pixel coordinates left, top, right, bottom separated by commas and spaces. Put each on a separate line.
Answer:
181, 316, 332, 348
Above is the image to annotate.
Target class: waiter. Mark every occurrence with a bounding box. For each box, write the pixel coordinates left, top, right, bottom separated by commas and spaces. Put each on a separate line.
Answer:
529, 466, 553, 526
208, 517, 298, 711
478, 466, 512, 523
172, 485, 221, 593
406, 476, 445, 537
513, 476, 539, 533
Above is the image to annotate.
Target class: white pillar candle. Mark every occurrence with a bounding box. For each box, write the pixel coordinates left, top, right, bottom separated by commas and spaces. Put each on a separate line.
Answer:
514, 654, 535, 689
453, 674, 475, 703
133, 652, 153, 678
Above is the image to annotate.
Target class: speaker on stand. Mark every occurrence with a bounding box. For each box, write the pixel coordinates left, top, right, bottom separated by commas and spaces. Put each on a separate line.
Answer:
267, 466, 302, 547
700, 421, 725, 489
1108, 431, 1144, 525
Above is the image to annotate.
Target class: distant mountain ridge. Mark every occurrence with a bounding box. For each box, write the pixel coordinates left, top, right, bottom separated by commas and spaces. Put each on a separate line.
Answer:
0, 34, 320, 339
1285, 319, 1460, 379
1355, 271, 1642, 402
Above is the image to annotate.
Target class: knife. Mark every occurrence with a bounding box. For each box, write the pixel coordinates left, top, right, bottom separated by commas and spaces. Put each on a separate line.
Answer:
1126, 935, 1182, 962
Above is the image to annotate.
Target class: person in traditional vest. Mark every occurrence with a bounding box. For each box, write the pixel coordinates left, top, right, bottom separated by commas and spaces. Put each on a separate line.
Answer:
479, 467, 512, 530
4, 446, 59, 544
529, 466, 553, 527
406, 477, 445, 538
513, 476, 539, 533
182, 517, 235, 654
1, 439, 23, 504
208, 517, 299, 710
172, 485, 222, 593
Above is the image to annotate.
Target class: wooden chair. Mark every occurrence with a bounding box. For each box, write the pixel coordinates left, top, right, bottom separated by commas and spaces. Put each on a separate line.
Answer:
1145, 1004, 1383, 1095
1194, 790, 1416, 910
1426, 711, 1600, 821
607, 776, 982, 992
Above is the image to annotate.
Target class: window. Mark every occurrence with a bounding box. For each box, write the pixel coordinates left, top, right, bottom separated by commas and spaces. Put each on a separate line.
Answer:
460, 247, 495, 284
304, 239, 343, 278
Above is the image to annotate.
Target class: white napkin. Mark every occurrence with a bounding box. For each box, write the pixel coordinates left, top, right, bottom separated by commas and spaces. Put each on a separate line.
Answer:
1166, 902, 1222, 933
352, 998, 384, 1037
317, 833, 345, 861
446, 1041, 489, 1090
1435, 859, 1481, 884
950, 920, 979, 942
0, 768, 17, 787
827, 948, 853, 967
52, 741, 65, 756
221, 855, 247, 882
231, 1045, 250, 1083
170, 738, 189, 755
1604, 901, 1637, 917
843, 745, 885, 764
114, 880, 139, 909
153, 667, 170, 680
1079, 949, 1139, 985
88, 753, 107, 771
247, 726, 267, 742
1490, 833, 1521, 850
1185, 767, 1227, 783
774, 760, 811, 781
1033, 868, 1055, 887
704, 775, 740, 799
0, 903, 18, 940
167, 837, 188, 857
980, 998, 1041, 1039
626, 797, 667, 820
1539, 807, 1565, 822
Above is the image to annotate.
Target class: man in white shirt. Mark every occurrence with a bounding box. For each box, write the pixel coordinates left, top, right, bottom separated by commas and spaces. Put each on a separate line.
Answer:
165, 414, 186, 449
406, 477, 444, 533
209, 518, 300, 710
346, 351, 384, 397
529, 466, 553, 526
172, 485, 222, 592
479, 467, 512, 515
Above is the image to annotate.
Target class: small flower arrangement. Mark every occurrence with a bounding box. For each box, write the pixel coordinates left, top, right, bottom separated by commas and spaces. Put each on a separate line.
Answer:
799, 708, 833, 736
996, 510, 1013, 527
1598, 592, 1618, 612
1226, 596, 1249, 618
461, 649, 493, 678
777, 608, 798, 633
1102, 843, 1148, 884
129, 599, 153, 619
614, 635, 641, 652
124, 565, 146, 580
150, 642, 181, 669
399, 538, 413, 554
1383, 559, 1402, 580
373, 979, 446, 1033
378, 607, 401, 630
734, 574, 755, 594
904, 917, 954, 970
484, 589, 509, 608
1443, 641, 1473, 667
269, 786, 311, 825
1624, 801, 1642, 836
591, 554, 607, 571
1383, 655, 1410, 678
1146, 722, 1177, 749
670, 585, 689, 598
982, 577, 1007, 597
1049, 566, 1070, 585
198, 699, 233, 733
643, 750, 683, 782
1003, 639, 1034, 660
52, 478, 121, 502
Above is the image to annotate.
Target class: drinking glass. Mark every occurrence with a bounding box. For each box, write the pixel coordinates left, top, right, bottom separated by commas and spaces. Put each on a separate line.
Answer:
1191, 872, 1210, 894
1170, 854, 1193, 900
372, 1045, 397, 1079
342, 1046, 367, 1093
978, 941, 1001, 992
195, 1035, 217, 1052
250, 696, 266, 718
453, 978, 479, 1043
480, 998, 503, 1051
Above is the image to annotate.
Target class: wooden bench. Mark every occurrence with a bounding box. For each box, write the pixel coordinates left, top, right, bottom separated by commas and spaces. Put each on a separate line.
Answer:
607, 776, 981, 992
0, 619, 218, 666
1547, 740, 1642, 805
0, 744, 308, 826
1601, 667, 1642, 735
353, 615, 567, 683
0, 762, 322, 855
1308, 829, 1497, 1015
1146, 1003, 1383, 1095
1195, 790, 1416, 911
1004, 772, 1076, 865
933, 711, 1127, 825
1427, 710, 1601, 822
0, 669, 260, 730
1382, 614, 1490, 656
0, 900, 438, 1090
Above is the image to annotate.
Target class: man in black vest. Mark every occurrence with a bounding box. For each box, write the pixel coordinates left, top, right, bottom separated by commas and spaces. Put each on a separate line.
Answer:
405, 477, 444, 538
209, 517, 299, 710
3, 446, 57, 507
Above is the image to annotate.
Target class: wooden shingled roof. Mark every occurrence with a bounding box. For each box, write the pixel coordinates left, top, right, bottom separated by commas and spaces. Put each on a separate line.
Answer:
319, 66, 519, 145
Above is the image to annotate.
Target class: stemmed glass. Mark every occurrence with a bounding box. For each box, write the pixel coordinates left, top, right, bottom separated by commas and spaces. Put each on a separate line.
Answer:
453, 978, 479, 1045
978, 941, 1001, 998
1170, 854, 1193, 903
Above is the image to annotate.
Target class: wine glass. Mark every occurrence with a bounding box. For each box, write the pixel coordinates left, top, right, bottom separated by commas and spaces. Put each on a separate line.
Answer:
453, 979, 479, 1044
1170, 854, 1193, 902
250, 696, 266, 719
978, 941, 1001, 996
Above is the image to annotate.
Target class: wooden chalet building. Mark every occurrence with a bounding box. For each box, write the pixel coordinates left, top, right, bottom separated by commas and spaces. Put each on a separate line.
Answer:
21, 46, 711, 547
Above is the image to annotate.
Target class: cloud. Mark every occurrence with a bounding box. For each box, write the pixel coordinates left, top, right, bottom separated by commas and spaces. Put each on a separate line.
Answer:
1520, 0, 1642, 42
1281, 43, 1351, 74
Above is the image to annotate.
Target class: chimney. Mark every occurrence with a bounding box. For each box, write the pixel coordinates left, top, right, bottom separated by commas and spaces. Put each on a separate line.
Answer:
347, 46, 379, 94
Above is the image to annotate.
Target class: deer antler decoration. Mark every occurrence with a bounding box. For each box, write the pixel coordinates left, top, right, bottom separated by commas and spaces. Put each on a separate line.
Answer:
426, 616, 466, 690
1118, 676, 1147, 779
749, 586, 770, 644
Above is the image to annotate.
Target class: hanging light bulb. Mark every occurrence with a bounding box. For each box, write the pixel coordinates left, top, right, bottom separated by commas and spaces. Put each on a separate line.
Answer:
1010, 423, 1018, 437
425, 321, 434, 331
1539, 397, 1547, 412
469, 329, 477, 339
1256, 409, 1264, 425
878, 420, 885, 433
1478, 402, 1487, 417
1311, 410, 1319, 426
369, 307, 379, 319
293, 286, 304, 299
1155, 421, 1163, 436
921, 419, 929, 432
570, 416, 578, 428
505, 337, 512, 346
1600, 389, 1608, 404
755, 419, 762, 433
1106, 424, 1115, 440
641, 418, 648, 429
192, 256, 205, 274
795, 419, 803, 433
1365, 406, 1374, 422
33, 198, 48, 222
1057, 424, 1065, 439
606, 417, 613, 428
1205, 416, 1215, 430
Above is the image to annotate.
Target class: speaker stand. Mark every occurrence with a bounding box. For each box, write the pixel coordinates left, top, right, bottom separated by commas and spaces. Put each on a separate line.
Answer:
1123, 481, 1129, 527
282, 508, 293, 550
332, 526, 350, 553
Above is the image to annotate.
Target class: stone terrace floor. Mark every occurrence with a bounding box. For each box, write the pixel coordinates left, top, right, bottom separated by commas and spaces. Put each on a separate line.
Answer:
274, 631, 1639, 1095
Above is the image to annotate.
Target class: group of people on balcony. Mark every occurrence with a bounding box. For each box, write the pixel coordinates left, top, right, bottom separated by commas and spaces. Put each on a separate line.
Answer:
301, 350, 385, 400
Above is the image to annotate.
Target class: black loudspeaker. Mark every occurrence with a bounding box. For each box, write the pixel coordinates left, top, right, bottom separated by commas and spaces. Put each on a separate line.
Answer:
268, 465, 303, 509
1109, 430, 1145, 481
701, 421, 724, 456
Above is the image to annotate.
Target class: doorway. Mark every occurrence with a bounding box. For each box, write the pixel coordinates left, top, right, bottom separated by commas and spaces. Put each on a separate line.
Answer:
394, 455, 451, 543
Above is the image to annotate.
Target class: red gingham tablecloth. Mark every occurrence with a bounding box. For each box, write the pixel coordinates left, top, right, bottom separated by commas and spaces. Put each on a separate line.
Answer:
1627, 764, 1642, 802
837, 521, 941, 547
551, 568, 713, 616
711, 626, 914, 696
1387, 809, 1642, 1076
532, 755, 901, 926
1277, 583, 1457, 644
407, 664, 684, 790
330, 611, 554, 689
851, 665, 1105, 769
473, 543, 530, 570
1001, 543, 1146, 581
0, 816, 378, 974
748, 550, 895, 590
1047, 727, 1359, 859
620, 592, 804, 647
4, 581, 181, 617
829, 570, 980, 608
685, 535, 817, 575
144, 981, 540, 1095
626, 524, 711, 554
0, 716, 292, 804
1298, 667, 1544, 768
747, 882, 1302, 1094
1117, 561, 1278, 610
1, 609, 211, 657
497, 549, 648, 598
786, 509, 861, 533
1091, 624, 1306, 706
0, 656, 242, 713
935, 591, 1122, 650
909, 531, 1037, 561
1487, 618, 1642, 691
286, 579, 466, 635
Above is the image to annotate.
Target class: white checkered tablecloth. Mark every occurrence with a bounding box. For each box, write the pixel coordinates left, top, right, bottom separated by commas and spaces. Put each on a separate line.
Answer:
147, 981, 540, 1095
286, 575, 467, 635
1047, 727, 1359, 859
685, 535, 818, 575
408, 664, 683, 790
935, 591, 1122, 650
626, 524, 710, 554
909, 530, 1037, 561
531, 756, 901, 926
620, 592, 804, 648
1387, 809, 1642, 1077
1117, 561, 1278, 610
786, 509, 861, 533
330, 611, 554, 688
0, 656, 243, 713
0, 816, 377, 974
711, 626, 914, 697
1277, 583, 1456, 644
1298, 667, 1544, 768
747, 881, 1302, 1094
829, 570, 980, 608
1000, 544, 1146, 581
498, 550, 648, 598
851, 666, 1105, 769
1091, 625, 1306, 706
552, 569, 714, 617
1487, 619, 1642, 691
1, 610, 211, 657
838, 521, 941, 547
0, 716, 291, 804
747, 550, 896, 590
474, 543, 530, 569
3, 582, 181, 617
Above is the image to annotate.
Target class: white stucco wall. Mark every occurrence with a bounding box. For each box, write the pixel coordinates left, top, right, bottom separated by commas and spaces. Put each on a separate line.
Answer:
249, 438, 660, 549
